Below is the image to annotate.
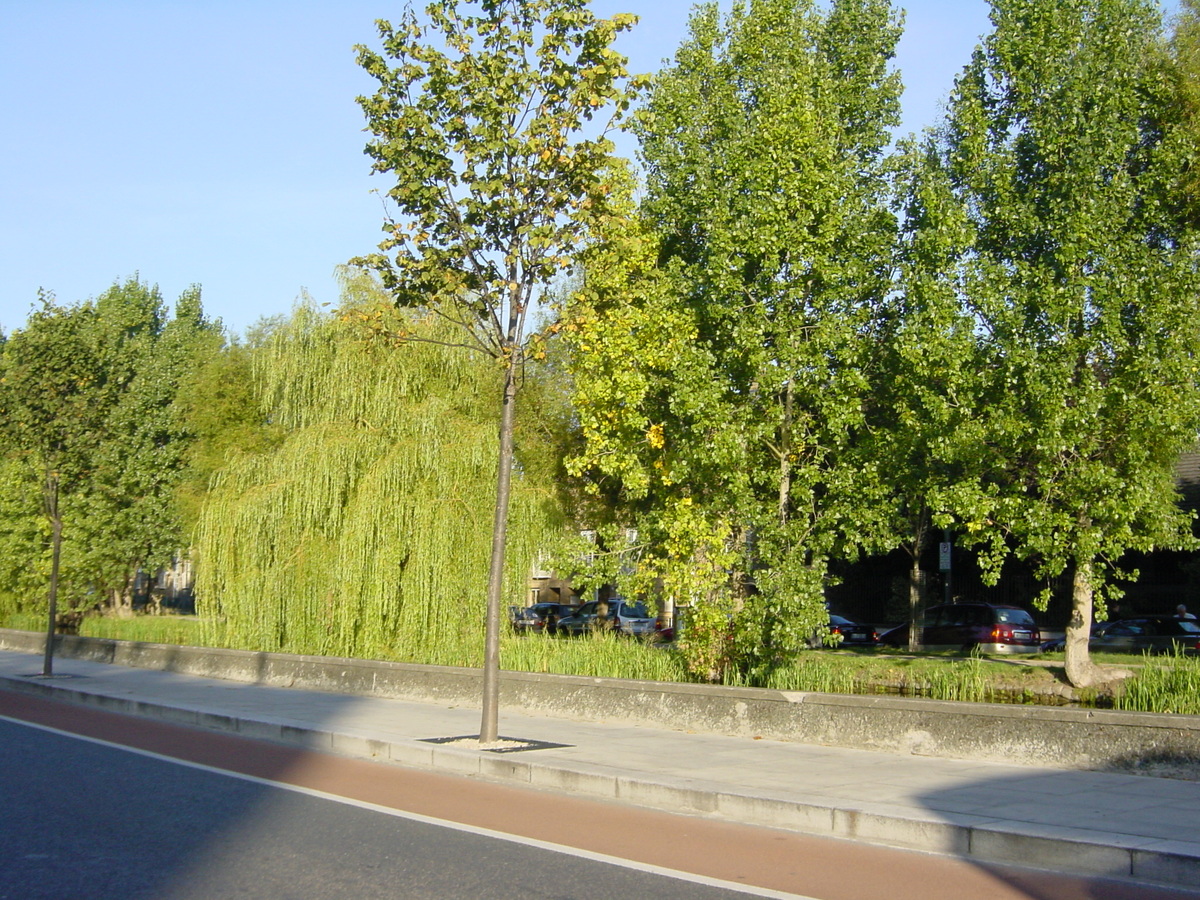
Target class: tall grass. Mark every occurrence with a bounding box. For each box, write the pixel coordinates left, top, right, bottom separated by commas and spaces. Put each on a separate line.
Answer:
501, 631, 688, 682
762, 651, 1047, 704
0, 611, 210, 646
0, 612, 44, 632
1115, 649, 1200, 715
80, 615, 208, 646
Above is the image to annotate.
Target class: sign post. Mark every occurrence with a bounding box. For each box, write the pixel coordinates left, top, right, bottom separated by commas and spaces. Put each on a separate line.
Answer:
939, 529, 953, 604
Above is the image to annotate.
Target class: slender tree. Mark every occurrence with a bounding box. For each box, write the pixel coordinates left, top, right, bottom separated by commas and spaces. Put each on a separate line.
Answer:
0, 279, 213, 650
352, 0, 641, 741
868, 138, 986, 650
0, 296, 106, 674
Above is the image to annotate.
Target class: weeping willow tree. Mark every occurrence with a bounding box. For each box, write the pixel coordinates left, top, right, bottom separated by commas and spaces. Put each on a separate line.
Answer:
195, 301, 562, 665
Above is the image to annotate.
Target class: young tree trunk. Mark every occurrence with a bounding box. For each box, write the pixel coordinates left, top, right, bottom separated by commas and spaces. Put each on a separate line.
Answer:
479, 359, 518, 745
42, 478, 62, 678
778, 378, 793, 529
110, 583, 134, 617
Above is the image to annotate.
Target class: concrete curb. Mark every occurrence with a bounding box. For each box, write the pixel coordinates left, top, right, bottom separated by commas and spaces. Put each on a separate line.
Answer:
3, 670, 1199, 889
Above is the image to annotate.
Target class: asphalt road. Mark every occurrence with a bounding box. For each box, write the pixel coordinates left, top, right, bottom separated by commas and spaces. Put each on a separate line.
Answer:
0, 715, 768, 900
2, 690, 1199, 900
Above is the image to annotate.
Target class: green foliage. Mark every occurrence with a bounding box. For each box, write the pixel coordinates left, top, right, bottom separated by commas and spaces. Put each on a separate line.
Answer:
0, 294, 108, 492
0, 279, 219, 622
569, 0, 903, 680
352, 0, 642, 350
0, 454, 49, 614
0, 293, 110, 620
195, 302, 563, 664
173, 326, 285, 537
929, 0, 1200, 684
75, 282, 220, 605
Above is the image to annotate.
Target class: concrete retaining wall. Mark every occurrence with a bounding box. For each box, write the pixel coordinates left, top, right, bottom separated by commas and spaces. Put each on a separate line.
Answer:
4, 628, 1199, 778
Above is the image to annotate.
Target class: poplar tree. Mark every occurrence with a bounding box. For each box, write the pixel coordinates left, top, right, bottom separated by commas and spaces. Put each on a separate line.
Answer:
867, 139, 984, 650
571, 0, 902, 677
76, 281, 217, 611
939, 0, 1200, 687
352, 0, 641, 741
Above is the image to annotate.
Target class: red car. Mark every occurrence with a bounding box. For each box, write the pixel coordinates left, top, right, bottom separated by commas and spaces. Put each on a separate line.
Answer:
879, 602, 1041, 654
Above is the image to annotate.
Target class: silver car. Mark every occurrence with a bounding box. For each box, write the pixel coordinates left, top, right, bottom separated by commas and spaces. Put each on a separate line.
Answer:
1086, 616, 1200, 655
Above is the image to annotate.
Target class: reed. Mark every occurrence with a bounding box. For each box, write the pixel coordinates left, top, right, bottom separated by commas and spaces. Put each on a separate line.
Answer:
500, 631, 688, 681
80, 614, 207, 646
1114, 648, 1200, 715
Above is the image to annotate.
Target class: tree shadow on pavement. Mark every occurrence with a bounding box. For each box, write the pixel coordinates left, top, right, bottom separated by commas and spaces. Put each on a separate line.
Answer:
915, 757, 1200, 900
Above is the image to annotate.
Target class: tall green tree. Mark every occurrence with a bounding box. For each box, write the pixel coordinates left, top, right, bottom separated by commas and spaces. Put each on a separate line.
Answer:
74, 281, 218, 611
570, 0, 903, 678
867, 138, 986, 649
352, 0, 642, 741
0, 279, 214, 656
938, 0, 1200, 687
0, 295, 107, 674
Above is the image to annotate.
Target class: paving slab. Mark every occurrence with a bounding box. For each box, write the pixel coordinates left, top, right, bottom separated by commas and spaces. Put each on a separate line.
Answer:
1, 648, 1199, 890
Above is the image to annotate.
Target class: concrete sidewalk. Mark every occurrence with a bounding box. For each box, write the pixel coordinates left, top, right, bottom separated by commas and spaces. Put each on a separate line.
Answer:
2, 648, 1199, 891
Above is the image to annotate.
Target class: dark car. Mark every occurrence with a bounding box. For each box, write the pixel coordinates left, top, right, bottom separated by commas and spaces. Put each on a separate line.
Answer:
511, 602, 573, 634
879, 602, 1041, 654
557, 599, 657, 637
827, 615, 878, 646
1043, 616, 1200, 655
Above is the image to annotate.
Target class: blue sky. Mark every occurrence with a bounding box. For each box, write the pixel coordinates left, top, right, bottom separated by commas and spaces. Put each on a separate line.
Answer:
0, 1, 1179, 337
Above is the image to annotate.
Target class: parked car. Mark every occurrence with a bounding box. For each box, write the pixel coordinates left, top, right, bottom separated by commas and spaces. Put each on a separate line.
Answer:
827, 615, 878, 646
878, 602, 1041, 654
1042, 616, 1200, 655
557, 599, 657, 637
511, 602, 573, 634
